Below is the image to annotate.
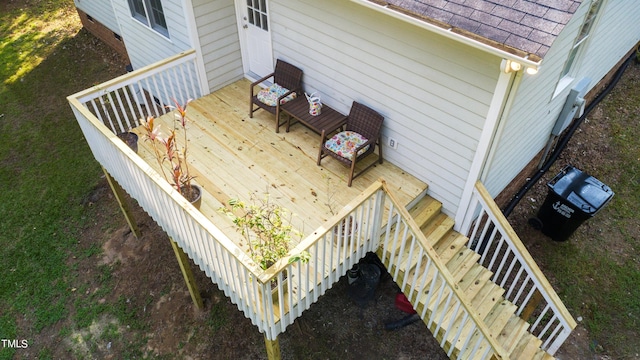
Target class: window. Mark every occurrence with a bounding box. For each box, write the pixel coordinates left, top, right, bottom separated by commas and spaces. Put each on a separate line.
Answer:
560, 0, 603, 78
128, 0, 169, 37
247, 0, 268, 31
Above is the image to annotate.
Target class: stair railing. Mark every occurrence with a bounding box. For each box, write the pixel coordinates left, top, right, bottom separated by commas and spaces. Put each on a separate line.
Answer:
466, 181, 577, 354
378, 182, 509, 359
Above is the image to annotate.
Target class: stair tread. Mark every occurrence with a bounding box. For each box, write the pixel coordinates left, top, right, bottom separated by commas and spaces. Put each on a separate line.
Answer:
446, 248, 481, 283
422, 213, 455, 245
511, 332, 544, 359
408, 196, 441, 228
458, 330, 493, 360
471, 280, 505, 320
532, 349, 556, 360
484, 299, 518, 334
462, 264, 493, 301
432, 231, 469, 263
495, 316, 529, 353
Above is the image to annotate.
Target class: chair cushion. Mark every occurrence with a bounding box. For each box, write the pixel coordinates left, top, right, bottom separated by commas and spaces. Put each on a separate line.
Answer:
256, 83, 297, 106
324, 131, 370, 160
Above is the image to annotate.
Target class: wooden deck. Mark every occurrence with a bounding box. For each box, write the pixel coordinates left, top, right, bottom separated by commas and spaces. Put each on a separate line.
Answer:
132, 79, 427, 253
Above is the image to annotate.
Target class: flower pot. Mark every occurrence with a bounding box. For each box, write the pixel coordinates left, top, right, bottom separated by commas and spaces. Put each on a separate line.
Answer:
333, 216, 358, 246
181, 184, 202, 209
116, 131, 138, 153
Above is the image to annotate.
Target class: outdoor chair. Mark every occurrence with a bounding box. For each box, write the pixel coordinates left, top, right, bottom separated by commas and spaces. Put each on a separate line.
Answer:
317, 101, 384, 186
249, 59, 303, 132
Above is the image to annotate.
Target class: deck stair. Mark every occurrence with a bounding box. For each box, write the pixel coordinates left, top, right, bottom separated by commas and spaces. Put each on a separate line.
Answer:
378, 195, 555, 360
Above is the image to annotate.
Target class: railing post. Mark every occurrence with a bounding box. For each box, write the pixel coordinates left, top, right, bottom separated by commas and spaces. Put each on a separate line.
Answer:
547, 326, 573, 355
102, 167, 141, 238
459, 185, 480, 235
371, 188, 386, 249
169, 238, 204, 309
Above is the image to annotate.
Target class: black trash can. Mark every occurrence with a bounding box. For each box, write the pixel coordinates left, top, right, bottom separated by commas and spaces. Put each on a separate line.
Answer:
530, 165, 614, 241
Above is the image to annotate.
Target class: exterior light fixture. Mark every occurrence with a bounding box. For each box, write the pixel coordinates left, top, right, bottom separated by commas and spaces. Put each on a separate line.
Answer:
501, 59, 522, 73
501, 59, 539, 75
526, 66, 539, 75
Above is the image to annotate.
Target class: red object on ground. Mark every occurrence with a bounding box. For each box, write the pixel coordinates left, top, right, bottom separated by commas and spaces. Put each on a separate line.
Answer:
395, 293, 417, 314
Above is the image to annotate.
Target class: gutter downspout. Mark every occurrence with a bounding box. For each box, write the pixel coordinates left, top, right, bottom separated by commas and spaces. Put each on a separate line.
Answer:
349, 0, 541, 71
455, 60, 521, 233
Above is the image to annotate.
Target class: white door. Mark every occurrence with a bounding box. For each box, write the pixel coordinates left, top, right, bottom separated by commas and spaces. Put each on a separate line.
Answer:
241, 0, 274, 78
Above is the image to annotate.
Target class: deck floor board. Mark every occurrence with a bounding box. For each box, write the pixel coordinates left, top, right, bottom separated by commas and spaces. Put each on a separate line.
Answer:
131, 79, 427, 255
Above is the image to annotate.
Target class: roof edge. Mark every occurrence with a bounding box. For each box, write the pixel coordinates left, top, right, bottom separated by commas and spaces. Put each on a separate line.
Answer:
353, 0, 543, 67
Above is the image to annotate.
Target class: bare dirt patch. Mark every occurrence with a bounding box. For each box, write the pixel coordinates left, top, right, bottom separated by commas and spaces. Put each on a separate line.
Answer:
59, 183, 449, 359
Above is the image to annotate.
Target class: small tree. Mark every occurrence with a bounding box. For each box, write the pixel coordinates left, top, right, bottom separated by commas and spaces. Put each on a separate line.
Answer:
220, 194, 303, 270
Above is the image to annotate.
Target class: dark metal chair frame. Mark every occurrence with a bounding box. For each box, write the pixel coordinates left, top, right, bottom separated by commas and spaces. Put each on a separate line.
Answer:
317, 101, 384, 186
249, 59, 303, 133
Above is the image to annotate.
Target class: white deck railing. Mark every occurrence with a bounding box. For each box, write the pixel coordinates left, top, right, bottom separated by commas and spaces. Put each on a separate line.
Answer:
68, 50, 276, 336
75, 49, 203, 134
66, 50, 392, 341
466, 181, 577, 354
255, 182, 386, 339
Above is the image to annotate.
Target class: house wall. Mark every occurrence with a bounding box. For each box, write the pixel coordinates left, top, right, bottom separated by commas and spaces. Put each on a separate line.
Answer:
482, 1, 640, 198
111, 0, 192, 70
74, 1, 128, 60
76, 8, 129, 61
192, 0, 244, 91
74, 0, 120, 32
268, 0, 500, 216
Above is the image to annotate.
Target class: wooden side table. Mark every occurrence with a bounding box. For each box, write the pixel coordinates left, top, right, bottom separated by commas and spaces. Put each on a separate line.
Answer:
280, 96, 347, 135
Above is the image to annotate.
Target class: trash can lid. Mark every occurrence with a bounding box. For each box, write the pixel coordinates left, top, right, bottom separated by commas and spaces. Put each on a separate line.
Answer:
548, 166, 614, 215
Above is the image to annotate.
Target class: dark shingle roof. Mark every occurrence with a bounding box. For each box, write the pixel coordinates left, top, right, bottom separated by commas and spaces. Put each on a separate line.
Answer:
371, 0, 583, 61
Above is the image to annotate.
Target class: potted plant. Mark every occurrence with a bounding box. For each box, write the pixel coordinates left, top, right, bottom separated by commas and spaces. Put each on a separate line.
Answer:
142, 99, 201, 208
116, 131, 138, 153
219, 193, 301, 271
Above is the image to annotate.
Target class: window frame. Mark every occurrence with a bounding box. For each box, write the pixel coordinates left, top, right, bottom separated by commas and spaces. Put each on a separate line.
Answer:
127, 0, 169, 38
558, 0, 604, 80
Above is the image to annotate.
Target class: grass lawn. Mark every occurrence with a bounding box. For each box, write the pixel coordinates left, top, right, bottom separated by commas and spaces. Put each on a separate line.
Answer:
1, 0, 638, 359
0, 1, 127, 358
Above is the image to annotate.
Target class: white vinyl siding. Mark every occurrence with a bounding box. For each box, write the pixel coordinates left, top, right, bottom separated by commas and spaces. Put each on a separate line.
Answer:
572, 0, 640, 90
73, 0, 119, 32
269, 0, 497, 216
192, 0, 244, 91
112, 0, 191, 70
483, 0, 640, 198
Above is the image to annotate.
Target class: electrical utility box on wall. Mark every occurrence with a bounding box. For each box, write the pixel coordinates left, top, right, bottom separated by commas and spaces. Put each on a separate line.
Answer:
551, 77, 591, 136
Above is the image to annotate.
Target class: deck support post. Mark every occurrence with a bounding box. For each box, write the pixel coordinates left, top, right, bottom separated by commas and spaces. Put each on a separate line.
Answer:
264, 335, 281, 360
169, 238, 204, 309
102, 167, 141, 239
